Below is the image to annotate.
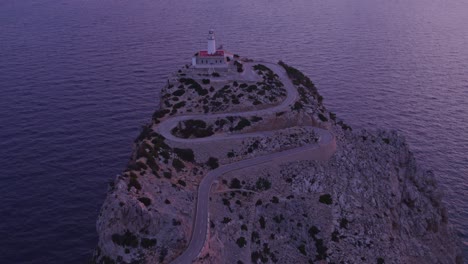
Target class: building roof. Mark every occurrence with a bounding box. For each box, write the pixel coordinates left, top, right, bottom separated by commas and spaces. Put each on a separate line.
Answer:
198, 50, 225, 57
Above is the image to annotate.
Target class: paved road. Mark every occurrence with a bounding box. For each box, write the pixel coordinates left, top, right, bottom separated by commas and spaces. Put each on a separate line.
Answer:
160, 62, 337, 264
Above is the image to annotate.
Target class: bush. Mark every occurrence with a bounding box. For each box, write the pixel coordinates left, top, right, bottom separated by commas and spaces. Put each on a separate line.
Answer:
177, 179, 186, 187
259, 216, 266, 229
172, 158, 185, 172
297, 244, 307, 256
128, 174, 142, 191
206, 157, 219, 169
232, 118, 251, 131
202, 79, 210, 84
319, 194, 333, 205
212, 72, 220, 77
137, 197, 151, 206
292, 101, 303, 110
173, 148, 195, 162
173, 119, 214, 138
253, 64, 272, 72
255, 177, 271, 191
163, 171, 172, 179
140, 238, 157, 249
251, 231, 260, 243
111, 230, 139, 248
318, 113, 328, 122
230, 178, 242, 189
236, 237, 247, 248
251, 116, 263, 122
173, 101, 186, 110
308, 226, 320, 237
271, 196, 279, 203
172, 89, 185, 96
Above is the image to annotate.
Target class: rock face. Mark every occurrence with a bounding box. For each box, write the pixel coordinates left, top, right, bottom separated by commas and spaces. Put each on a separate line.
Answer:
93, 60, 463, 264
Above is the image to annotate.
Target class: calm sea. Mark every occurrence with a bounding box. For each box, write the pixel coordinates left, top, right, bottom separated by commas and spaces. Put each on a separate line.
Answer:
0, 0, 467, 262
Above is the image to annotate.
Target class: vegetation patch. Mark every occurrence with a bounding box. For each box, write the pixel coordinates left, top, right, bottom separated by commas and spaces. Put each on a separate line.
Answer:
318, 113, 328, 122
319, 194, 333, 205
236, 237, 247, 248
172, 119, 214, 138
206, 157, 219, 169
111, 230, 139, 248
172, 158, 185, 172
128, 173, 142, 191
255, 177, 271, 191
140, 238, 157, 249
173, 148, 195, 162
137, 197, 151, 207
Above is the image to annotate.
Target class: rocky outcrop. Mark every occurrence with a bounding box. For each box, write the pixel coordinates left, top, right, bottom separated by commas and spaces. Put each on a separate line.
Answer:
93, 60, 463, 264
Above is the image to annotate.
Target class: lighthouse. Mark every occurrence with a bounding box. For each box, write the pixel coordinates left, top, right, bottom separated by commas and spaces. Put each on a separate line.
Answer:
191, 30, 234, 69
207, 29, 216, 55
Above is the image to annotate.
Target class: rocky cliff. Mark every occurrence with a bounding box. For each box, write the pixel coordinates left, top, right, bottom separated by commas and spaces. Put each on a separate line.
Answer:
93, 59, 463, 264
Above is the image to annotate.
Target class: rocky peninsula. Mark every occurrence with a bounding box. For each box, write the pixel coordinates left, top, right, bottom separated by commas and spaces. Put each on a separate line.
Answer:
93, 57, 463, 264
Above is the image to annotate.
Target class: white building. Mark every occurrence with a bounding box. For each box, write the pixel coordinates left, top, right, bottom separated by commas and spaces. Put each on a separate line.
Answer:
192, 30, 233, 69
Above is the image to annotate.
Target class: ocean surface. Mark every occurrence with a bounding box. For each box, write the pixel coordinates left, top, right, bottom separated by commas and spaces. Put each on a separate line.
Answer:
0, 0, 467, 262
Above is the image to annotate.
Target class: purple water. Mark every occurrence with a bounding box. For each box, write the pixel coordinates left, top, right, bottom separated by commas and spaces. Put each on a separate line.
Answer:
0, 0, 467, 262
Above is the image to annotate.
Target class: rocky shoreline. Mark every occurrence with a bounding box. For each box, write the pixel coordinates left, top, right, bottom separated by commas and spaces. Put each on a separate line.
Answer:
93, 59, 463, 264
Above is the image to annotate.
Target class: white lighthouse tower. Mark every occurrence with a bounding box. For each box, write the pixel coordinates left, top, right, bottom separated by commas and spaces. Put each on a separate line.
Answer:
207, 29, 216, 55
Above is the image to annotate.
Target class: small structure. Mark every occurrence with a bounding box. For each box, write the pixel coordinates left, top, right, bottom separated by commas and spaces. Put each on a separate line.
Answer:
192, 30, 233, 69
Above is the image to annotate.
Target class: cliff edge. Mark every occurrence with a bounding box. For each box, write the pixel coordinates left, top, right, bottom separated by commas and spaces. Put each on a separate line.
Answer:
93, 59, 463, 264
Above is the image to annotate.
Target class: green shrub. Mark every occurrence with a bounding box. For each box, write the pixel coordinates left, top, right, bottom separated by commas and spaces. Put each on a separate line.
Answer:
319, 194, 333, 205
140, 238, 157, 249
230, 178, 242, 189
251, 116, 263, 122
163, 171, 172, 179
202, 79, 210, 84
137, 197, 151, 206
251, 231, 260, 243
292, 101, 303, 110
253, 64, 272, 72
172, 158, 185, 172
206, 157, 219, 169
297, 244, 307, 256
236, 237, 247, 248
271, 196, 279, 203
318, 113, 328, 122
177, 179, 186, 187
135, 125, 153, 142
308, 226, 320, 237
259, 216, 266, 229
172, 89, 185, 96
232, 118, 251, 131
128, 174, 142, 191
173, 119, 214, 138
255, 178, 271, 191
173, 101, 186, 109
111, 230, 139, 248
173, 148, 195, 162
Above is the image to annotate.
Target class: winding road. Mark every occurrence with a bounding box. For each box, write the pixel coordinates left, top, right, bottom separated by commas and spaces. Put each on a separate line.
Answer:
156, 62, 337, 264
